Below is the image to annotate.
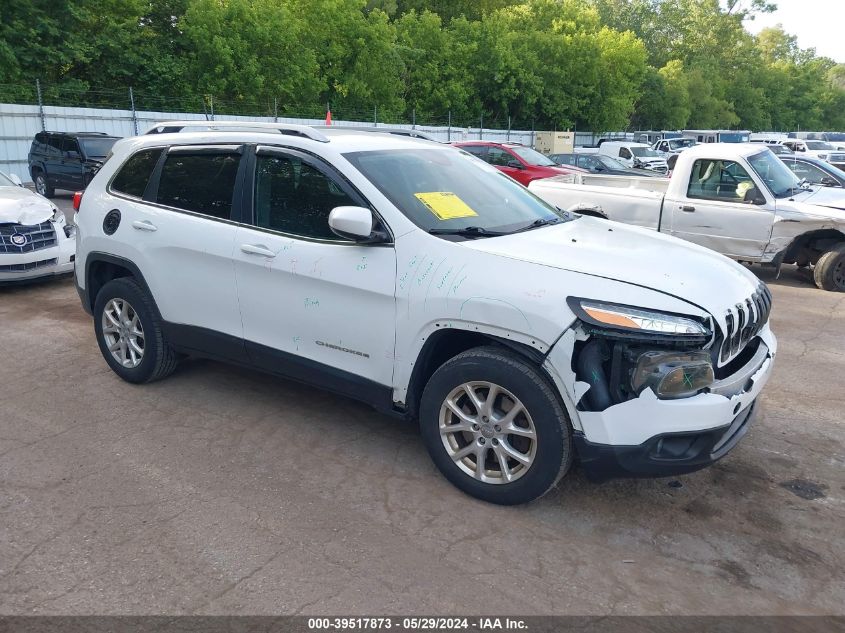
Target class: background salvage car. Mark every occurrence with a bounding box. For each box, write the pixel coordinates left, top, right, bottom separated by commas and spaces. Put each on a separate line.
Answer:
530, 144, 845, 291
0, 170, 75, 283
780, 155, 845, 188
28, 131, 120, 198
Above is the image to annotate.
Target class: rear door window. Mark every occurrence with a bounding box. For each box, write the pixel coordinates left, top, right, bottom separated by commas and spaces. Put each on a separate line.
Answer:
111, 149, 163, 198
460, 145, 488, 160
62, 138, 81, 158
46, 135, 64, 157
156, 150, 242, 220
487, 147, 515, 166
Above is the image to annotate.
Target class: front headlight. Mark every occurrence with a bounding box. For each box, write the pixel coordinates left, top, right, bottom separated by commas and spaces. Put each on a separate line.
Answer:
569, 298, 710, 338
630, 350, 714, 399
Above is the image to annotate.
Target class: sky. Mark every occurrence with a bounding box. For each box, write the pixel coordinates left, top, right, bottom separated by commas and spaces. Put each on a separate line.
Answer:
743, 0, 844, 63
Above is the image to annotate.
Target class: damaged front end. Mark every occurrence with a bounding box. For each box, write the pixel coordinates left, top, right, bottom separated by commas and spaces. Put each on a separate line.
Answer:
546, 293, 776, 481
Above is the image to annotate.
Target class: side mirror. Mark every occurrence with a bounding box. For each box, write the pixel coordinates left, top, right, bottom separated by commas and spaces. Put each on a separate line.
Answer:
742, 187, 766, 205
593, 165, 604, 172
328, 206, 387, 243
821, 177, 839, 187
8, 173, 23, 187
506, 160, 524, 170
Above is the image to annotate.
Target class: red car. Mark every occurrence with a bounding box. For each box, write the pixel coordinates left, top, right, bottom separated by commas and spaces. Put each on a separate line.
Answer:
453, 141, 585, 186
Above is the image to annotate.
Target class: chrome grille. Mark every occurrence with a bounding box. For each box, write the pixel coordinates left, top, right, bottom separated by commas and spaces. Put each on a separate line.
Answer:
0, 222, 57, 253
720, 284, 772, 363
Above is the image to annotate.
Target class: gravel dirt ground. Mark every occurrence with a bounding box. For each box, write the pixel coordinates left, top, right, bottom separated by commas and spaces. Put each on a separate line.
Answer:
1, 194, 843, 615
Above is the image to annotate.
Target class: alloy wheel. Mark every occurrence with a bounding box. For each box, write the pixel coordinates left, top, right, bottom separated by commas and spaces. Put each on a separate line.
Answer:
101, 298, 145, 368
439, 381, 537, 484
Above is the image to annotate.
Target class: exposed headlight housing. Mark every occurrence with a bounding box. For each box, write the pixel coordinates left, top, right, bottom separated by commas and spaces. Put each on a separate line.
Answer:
568, 298, 711, 343
630, 350, 714, 399
51, 207, 63, 223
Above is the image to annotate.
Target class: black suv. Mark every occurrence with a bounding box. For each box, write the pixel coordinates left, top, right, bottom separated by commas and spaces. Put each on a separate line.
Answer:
28, 131, 120, 198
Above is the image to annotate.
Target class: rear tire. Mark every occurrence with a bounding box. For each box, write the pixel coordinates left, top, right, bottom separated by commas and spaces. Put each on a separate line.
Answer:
34, 171, 54, 198
419, 346, 572, 505
813, 244, 845, 291
93, 277, 178, 383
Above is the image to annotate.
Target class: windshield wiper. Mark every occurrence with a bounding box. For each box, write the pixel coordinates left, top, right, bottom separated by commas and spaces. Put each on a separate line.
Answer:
428, 226, 508, 238
512, 217, 563, 233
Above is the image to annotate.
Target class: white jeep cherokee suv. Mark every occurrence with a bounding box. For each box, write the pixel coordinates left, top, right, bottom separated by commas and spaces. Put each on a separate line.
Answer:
74, 122, 776, 504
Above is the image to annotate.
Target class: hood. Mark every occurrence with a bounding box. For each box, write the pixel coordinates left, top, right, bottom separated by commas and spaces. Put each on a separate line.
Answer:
464, 218, 760, 321
0, 186, 57, 224
784, 186, 845, 215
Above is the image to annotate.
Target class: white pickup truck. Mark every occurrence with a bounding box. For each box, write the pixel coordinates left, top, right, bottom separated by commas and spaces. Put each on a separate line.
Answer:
530, 143, 845, 291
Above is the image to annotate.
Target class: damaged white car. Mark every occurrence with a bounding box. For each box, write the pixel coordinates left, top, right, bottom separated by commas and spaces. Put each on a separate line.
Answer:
531, 143, 845, 291
0, 171, 75, 283
74, 124, 775, 504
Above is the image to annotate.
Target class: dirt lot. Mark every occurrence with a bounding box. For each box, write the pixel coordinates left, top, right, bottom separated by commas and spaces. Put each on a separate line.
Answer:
1, 199, 843, 614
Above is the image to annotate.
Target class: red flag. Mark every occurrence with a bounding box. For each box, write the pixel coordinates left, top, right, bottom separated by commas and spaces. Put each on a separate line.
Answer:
325, 109, 332, 126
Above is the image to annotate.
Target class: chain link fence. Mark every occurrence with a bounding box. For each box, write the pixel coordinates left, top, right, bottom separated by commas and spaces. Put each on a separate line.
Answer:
0, 81, 609, 182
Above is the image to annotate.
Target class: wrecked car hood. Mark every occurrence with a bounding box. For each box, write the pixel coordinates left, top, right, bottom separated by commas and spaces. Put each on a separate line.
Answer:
783, 187, 845, 217
465, 217, 760, 318
0, 186, 56, 225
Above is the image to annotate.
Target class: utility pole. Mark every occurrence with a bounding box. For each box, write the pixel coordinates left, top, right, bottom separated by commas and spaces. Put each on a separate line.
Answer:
35, 79, 46, 132
129, 87, 138, 136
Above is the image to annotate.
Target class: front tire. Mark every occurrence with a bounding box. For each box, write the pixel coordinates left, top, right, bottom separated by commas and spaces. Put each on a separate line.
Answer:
419, 346, 572, 505
813, 244, 845, 291
93, 277, 178, 383
34, 171, 55, 198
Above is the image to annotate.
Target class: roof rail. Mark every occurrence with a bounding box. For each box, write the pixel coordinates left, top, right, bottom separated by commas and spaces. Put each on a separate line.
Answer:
144, 120, 330, 143
312, 125, 438, 142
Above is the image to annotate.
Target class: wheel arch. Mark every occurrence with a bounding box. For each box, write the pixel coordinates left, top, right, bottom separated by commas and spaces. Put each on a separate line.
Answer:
403, 326, 552, 419
30, 162, 46, 179
84, 252, 155, 315
779, 228, 845, 266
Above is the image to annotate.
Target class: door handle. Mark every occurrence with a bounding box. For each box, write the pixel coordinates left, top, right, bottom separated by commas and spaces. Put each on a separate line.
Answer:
132, 220, 157, 231
240, 243, 276, 258
680, 205, 696, 212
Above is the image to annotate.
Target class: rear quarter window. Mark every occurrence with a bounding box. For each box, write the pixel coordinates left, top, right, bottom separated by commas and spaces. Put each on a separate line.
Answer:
110, 149, 163, 198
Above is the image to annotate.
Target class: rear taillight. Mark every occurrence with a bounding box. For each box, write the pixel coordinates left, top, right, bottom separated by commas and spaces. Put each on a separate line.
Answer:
72, 191, 83, 211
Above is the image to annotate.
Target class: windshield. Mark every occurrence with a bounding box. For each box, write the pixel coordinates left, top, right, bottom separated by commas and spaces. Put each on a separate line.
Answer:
344, 148, 568, 235
748, 150, 802, 197
631, 147, 660, 158
806, 141, 835, 151
79, 137, 117, 158
596, 155, 628, 169
668, 139, 696, 150
825, 133, 845, 142
0, 172, 15, 186
510, 146, 556, 166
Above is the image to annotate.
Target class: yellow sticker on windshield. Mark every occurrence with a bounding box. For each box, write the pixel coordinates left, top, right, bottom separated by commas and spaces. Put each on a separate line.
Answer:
414, 192, 478, 220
